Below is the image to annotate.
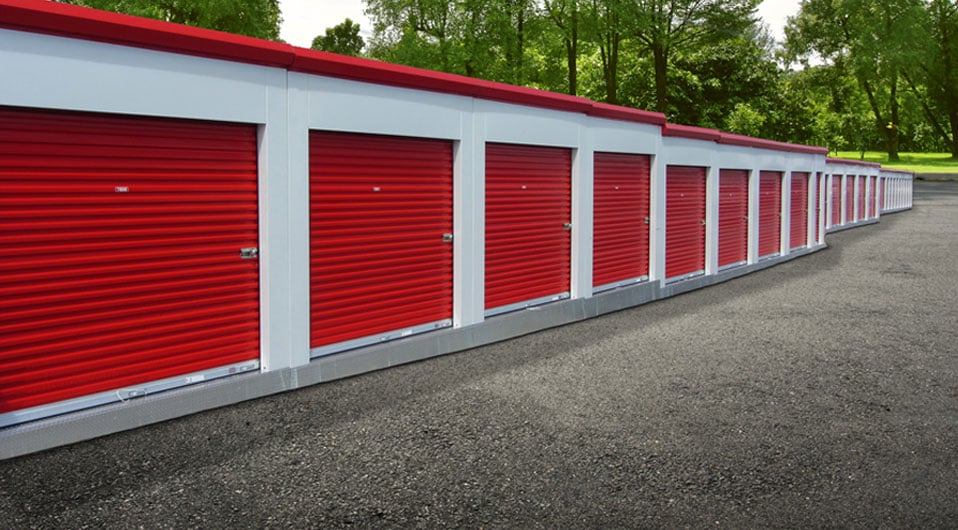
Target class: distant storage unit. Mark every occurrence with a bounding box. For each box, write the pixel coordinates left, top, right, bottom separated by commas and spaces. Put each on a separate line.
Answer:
825, 159, 884, 232
830, 174, 843, 228
308, 131, 454, 355
665, 166, 707, 280
0, 0, 913, 459
880, 169, 914, 213
485, 143, 572, 315
593, 152, 651, 290
717, 169, 749, 269
790, 172, 809, 249
758, 171, 783, 258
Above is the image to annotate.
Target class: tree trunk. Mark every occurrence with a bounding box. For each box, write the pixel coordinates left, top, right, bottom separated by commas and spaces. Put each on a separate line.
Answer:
653, 43, 668, 114
565, 35, 577, 96
860, 79, 890, 158
598, 33, 619, 104
951, 109, 958, 157
887, 76, 900, 161
515, 8, 524, 85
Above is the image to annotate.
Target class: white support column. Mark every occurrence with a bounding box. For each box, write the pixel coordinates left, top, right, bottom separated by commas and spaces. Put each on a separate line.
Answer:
852, 175, 865, 222
704, 165, 720, 275
571, 128, 594, 298
746, 168, 760, 263
454, 107, 485, 328
824, 173, 832, 229
781, 171, 791, 255
841, 174, 848, 224
260, 70, 309, 372
649, 149, 668, 282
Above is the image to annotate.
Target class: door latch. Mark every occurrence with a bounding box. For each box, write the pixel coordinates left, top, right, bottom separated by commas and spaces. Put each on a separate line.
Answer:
442, 233, 454, 243
240, 247, 259, 259
563, 222, 573, 231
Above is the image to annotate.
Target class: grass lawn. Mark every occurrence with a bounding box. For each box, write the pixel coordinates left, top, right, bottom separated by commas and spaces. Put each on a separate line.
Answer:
833, 151, 958, 174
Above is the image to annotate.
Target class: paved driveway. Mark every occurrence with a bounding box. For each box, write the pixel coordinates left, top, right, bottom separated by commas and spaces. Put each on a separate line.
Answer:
2, 181, 956, 528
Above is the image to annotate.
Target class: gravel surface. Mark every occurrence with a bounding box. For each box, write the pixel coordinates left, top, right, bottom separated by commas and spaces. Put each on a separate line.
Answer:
2, 181, 957, 528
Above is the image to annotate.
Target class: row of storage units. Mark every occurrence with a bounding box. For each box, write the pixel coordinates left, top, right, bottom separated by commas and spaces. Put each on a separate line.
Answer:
880, 169, 915, 213
823, 158, 886, 232
0, 0, 913, 458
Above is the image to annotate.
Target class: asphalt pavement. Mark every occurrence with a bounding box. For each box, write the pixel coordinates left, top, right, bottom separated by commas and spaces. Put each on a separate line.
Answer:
2, 180, 956, 528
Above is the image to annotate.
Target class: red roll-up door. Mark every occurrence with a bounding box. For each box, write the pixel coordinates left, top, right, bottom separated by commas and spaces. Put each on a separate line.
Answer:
593, 152, 650, 288
718, 169, 748, 268
0, 107, 260, 417
815, 173, 823, 242
665, 166, 706, 279
758, 171, 782, 257
486, 143, 571, 312
831, 175, 842, 226
858, 177, 866, 219
844, 177, 854, 223
309, 131, 453, 351
790, 172, 809, 250
868, 176, 877, 218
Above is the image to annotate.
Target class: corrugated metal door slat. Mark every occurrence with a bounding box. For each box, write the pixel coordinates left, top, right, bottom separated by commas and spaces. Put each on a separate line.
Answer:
718, 169, 748, 267
593, 152, 650, 288
0, 107, 260, 414
666, 166, 706, 279
759, 171, 782, 257
309, 131, 453, 350
790, 172, 809, 249
831, 175, 842, 226
486, 143, 571, 311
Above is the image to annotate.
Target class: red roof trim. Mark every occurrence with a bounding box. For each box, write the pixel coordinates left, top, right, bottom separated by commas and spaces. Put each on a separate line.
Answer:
718, 132, 828, 155
587, 102, 667, 126
878, 168, 915, 176
290, 48, 600, 115
662, 123, 722, 141
0, 0, 294, 67
826, 157, 882, 168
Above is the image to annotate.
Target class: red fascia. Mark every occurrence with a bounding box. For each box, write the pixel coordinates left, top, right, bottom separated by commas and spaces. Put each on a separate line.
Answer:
587, 102, 667, 126
879, 168, 915, 176
826, 157, 882, 168
290, 48, 595, 115
0, 0, 295, 67
662, 123, 722, 142
719, 132, 828, 155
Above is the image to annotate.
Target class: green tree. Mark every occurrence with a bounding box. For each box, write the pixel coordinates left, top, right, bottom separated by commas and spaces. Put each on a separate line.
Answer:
587, 0, 629, 104
666, 29, 780, 131
542, 0, 583, 95
366, 0, 540, 85
785, 0, 925, 161
911, 0, 958, 157
628, 0, 760, 114
312, 18, 365, 56
63, 0, 282, 40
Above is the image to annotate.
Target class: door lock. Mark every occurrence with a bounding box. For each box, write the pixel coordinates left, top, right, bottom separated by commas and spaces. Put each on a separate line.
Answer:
240, 247, 259, 259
